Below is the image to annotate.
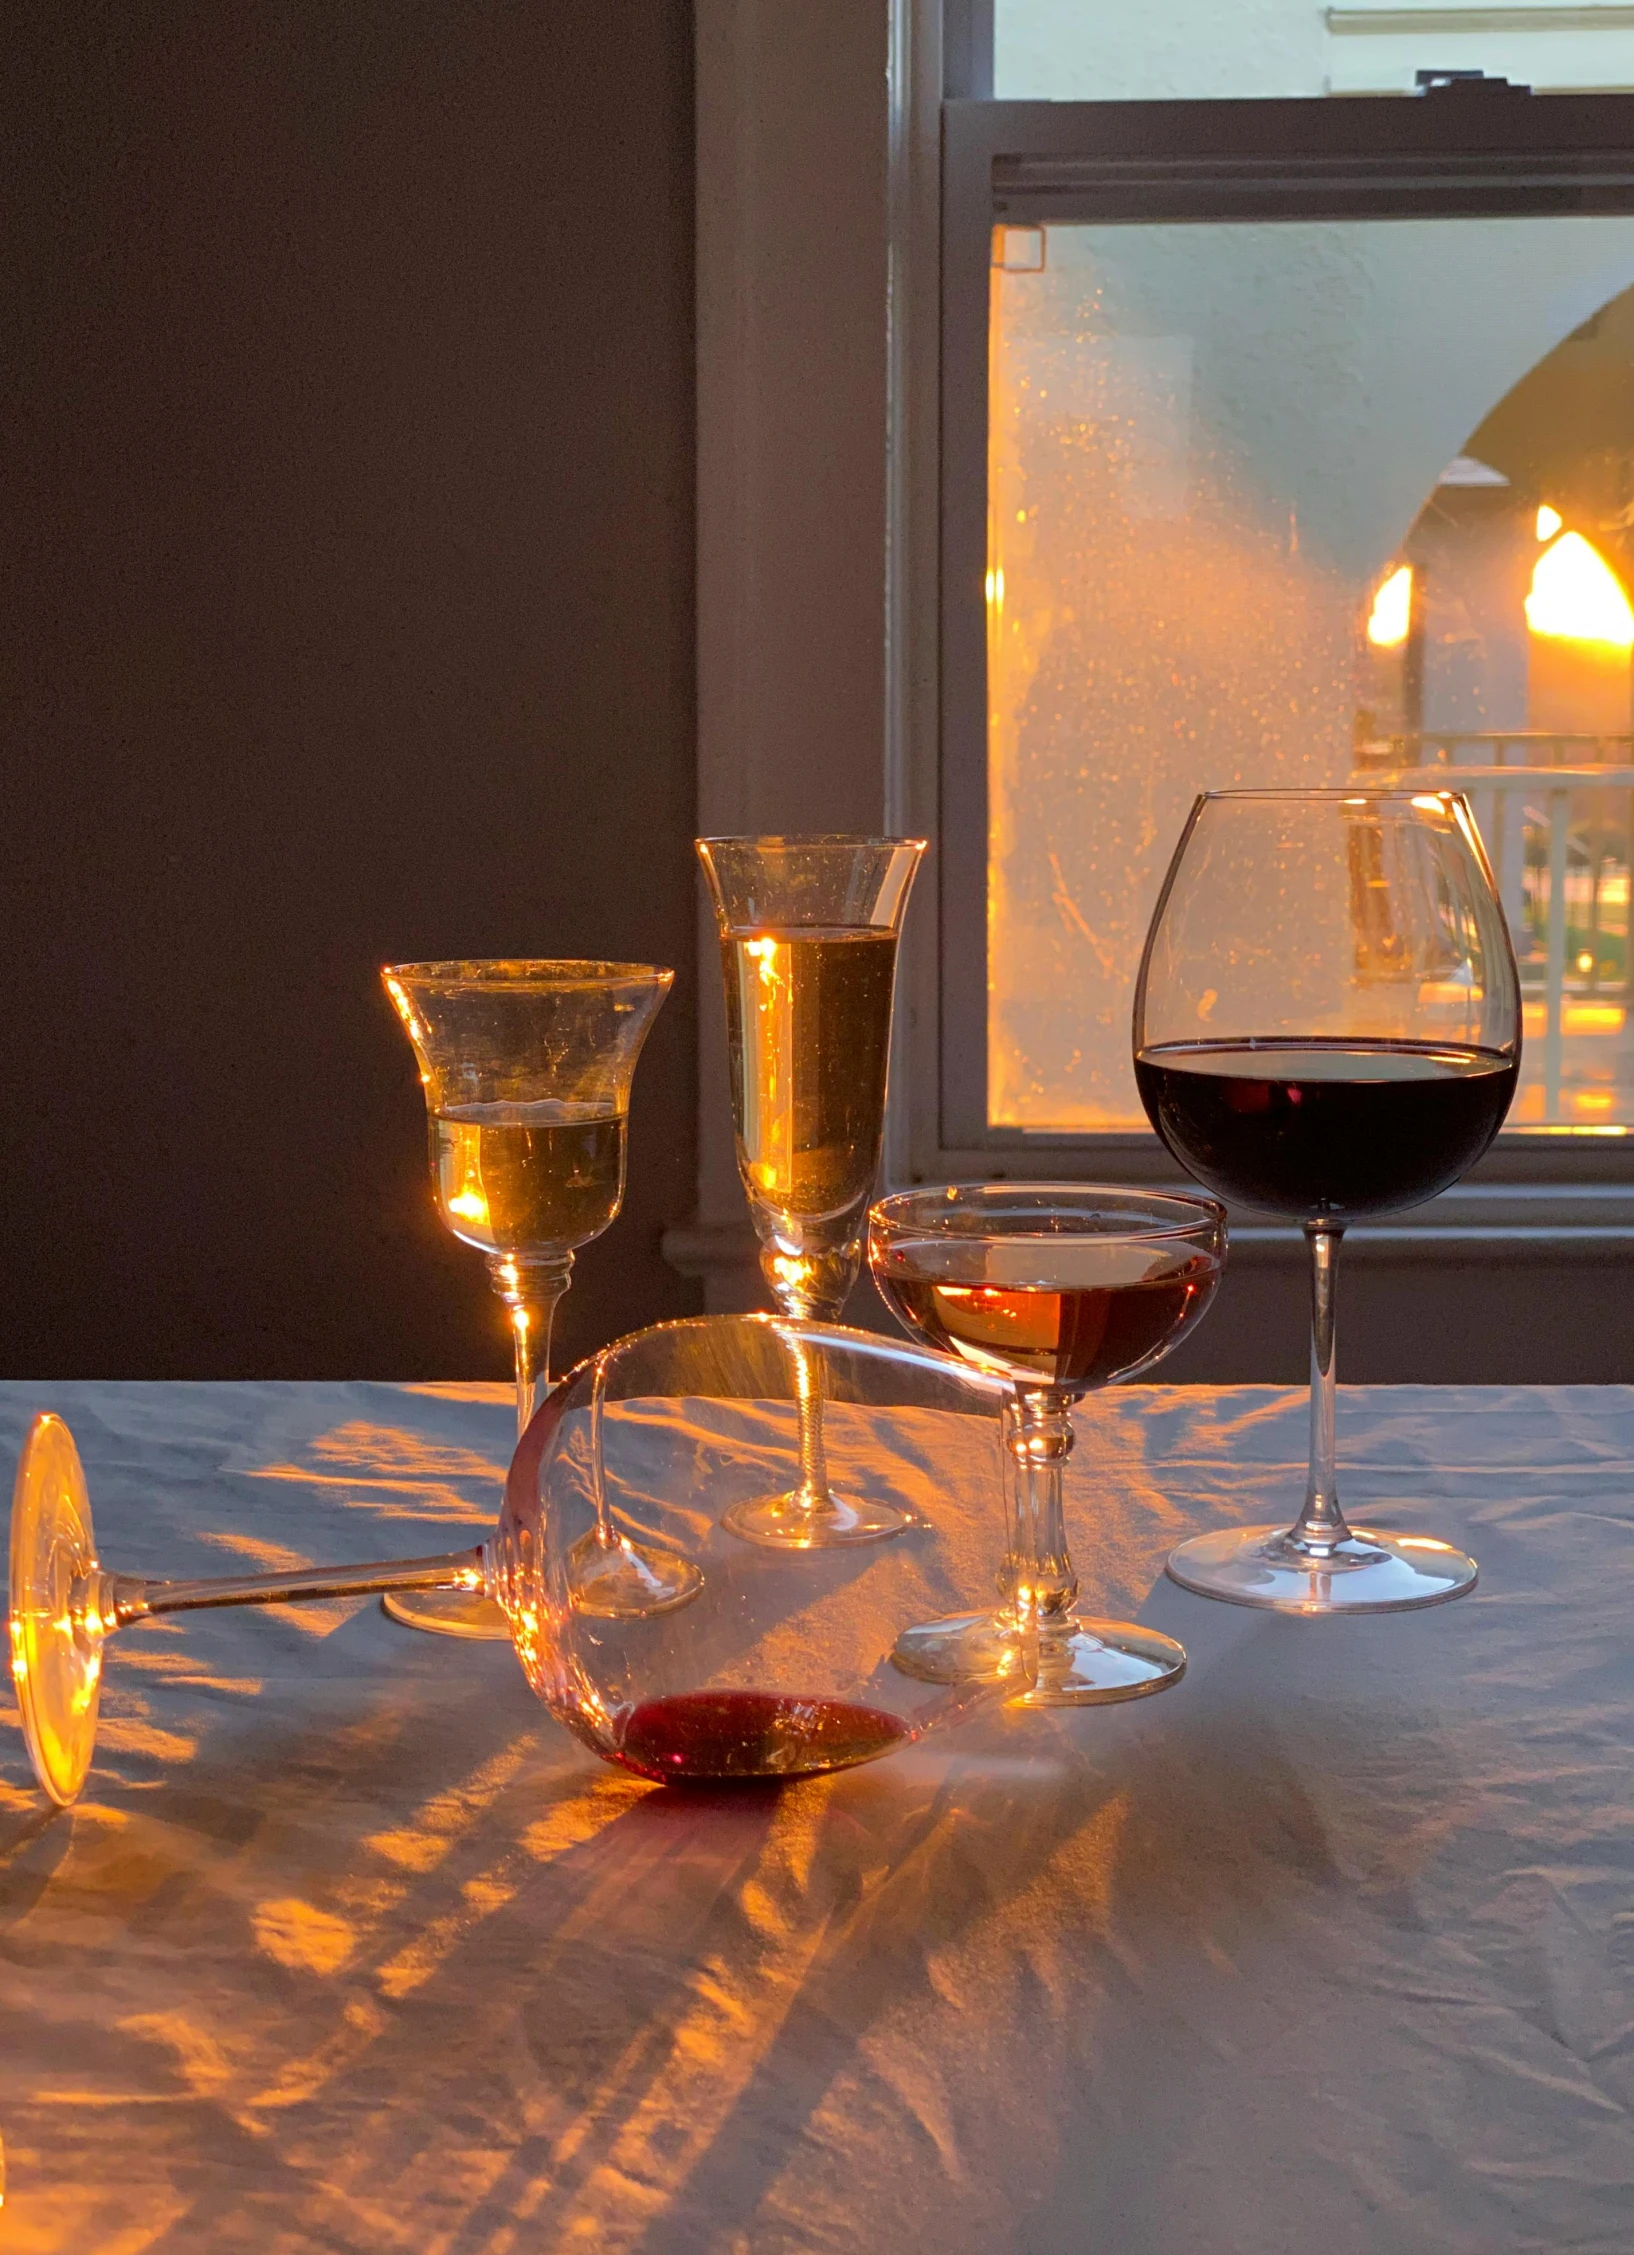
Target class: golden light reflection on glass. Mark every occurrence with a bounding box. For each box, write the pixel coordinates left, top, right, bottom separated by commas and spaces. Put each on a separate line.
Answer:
1536, 502, 1564, 541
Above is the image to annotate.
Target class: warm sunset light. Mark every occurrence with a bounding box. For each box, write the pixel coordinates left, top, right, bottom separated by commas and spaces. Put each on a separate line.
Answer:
1366, 564, 1412, 648
1536, 504, 1563, 541
1525, 532, 1634, 648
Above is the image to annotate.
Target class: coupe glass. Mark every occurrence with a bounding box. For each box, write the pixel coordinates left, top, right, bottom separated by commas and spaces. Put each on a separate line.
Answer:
8, 1316, 1027, 1810
382, 958, 683, 1634
697, 835, 925, 1548
868, 1185, 1224, 1705
1133, 788, 1521, 1613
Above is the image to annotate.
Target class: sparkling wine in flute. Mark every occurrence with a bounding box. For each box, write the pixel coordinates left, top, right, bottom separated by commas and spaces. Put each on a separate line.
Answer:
432, 1100, 627, 1253
721, 927, 897, 1231
1132, 1039, 1516, 1221
698, 835, 926, 1552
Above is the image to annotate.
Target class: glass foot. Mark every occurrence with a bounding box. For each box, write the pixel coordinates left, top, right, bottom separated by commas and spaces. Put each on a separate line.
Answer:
10, 1414, 105, 1806
1166, 1524, 1478, 1613
566, 1531, 704, 1618
720, 1489, 914, 1550
891, 1609, 1185, 1707
381, 1589, 511, 1640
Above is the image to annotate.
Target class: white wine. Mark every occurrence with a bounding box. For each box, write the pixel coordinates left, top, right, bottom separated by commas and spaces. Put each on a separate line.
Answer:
721, 927, 898, 1223
430, 1101, 626, 1255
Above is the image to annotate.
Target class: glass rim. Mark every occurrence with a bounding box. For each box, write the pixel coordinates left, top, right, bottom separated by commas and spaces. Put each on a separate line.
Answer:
695, 833, 928, 851
381, 959, 675, 994
869, 1181, 1226, 1243
1192, 787, 1468, 807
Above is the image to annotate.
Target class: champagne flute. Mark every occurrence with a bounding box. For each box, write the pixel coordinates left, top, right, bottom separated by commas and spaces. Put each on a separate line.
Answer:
697, 835, 925, 1547
869, 1184, 1221, 1704
382, 958, 688, 1633
1133, 788, 1520, 1613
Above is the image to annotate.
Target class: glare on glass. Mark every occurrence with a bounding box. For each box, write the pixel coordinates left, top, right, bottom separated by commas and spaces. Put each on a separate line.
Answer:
8, 1316, 1028, 1810
869, 1184, 1222, 1704
382, 958, 681, 1634
697, 835, 925, 1549
1133, 787, 1520, 1612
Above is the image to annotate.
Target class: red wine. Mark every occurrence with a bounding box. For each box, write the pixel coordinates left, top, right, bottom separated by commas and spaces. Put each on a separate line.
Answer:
612, 1690, 909, 1784
1134, 1039, 1517, 1220
874, 1239, 1220, 1387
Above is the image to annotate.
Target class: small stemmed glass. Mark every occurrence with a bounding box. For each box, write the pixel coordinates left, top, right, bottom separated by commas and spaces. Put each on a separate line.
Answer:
869, 1185, 1224, 1704
382, 959, 692, 1631
697, 836, 925, 1548
1133, 788, 1520, 1612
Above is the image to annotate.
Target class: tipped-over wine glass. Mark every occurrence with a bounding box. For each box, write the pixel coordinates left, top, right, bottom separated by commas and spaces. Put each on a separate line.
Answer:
1133, 788, 1520, 1613
8, 1315, 1026, 1809
697, 835, 925, 1548
382, 958, 685, 1634
868, 1184, 1224, 1704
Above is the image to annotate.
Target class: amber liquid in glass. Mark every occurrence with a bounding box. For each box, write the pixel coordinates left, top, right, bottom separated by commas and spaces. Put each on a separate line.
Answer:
430, 1101, 626, 1254
876, 1238, 1220, 1387
721, 928, 898, 1221
612, 1689, 909, 1783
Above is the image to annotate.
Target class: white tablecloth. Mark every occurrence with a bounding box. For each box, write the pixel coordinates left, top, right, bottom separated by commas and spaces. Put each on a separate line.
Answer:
3, 1377, 1633, 2253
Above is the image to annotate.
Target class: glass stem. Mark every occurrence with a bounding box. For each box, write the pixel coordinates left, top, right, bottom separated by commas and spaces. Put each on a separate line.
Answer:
1003, 1387, 1080, 1625
790, 1327, 833, 1510
90, 1547, 488, 1631
1288, 1220, 1352, 1555
489, 1252, 573, 1441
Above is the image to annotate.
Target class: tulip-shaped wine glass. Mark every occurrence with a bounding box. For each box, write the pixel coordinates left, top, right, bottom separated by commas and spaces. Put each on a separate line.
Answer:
869, 1185, 1224, 1704
697, 836, 925, 1548
383, 958, 689, 1634
1133, 788, 1520, 1612
8, 1315, 1026, 1809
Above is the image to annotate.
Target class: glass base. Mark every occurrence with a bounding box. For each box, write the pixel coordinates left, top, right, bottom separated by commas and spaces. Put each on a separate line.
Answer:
10, 1414, 105, 1806
891, 1609, 1186, 1707
381, 1589, 511, 1640
1166, 1524, 1478, 1614
720, 1489, 914, 1550
566, 1531, 704, 1618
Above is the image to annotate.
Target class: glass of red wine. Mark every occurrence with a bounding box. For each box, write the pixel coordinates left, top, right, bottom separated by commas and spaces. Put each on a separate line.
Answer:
1133, 788, 1520, 1613
9, 1314, 1024, 1807
868, 1185, 1224, 1704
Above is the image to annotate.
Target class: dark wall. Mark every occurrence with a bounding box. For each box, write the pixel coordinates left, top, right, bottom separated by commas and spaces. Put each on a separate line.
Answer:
1, 3, 701, 1378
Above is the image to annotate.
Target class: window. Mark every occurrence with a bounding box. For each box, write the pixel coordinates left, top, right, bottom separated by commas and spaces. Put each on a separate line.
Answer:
924, 15, 1634, 1190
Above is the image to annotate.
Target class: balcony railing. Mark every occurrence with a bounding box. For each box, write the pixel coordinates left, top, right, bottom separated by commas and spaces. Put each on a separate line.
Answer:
1356, 732, 1634, 1123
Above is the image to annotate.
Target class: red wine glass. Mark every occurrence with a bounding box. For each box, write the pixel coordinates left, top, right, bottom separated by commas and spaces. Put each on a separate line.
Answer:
868, 1184, 1224, 1704
1133, 788, 1520, 1613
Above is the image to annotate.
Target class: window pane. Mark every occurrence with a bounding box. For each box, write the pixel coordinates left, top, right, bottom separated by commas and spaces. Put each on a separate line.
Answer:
995, 1, 1634, 101
987, 217, 1634, 1132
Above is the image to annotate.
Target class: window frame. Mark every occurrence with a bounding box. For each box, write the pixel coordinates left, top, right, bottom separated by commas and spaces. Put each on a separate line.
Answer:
912, 73, 1634, 1220
678, 3, 1634, 1310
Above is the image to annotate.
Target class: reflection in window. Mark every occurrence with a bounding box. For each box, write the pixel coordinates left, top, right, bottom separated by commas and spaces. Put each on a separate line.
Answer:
987, 222, 1634, 1132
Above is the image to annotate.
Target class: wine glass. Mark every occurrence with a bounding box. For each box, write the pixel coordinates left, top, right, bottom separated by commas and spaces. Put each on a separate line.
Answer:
8, 1314, 1027, 1809
696, 835, 925, 1547
382, 958, 687, 1634
868, 1184, 1224, 1704
1133, 788, 1520, 1613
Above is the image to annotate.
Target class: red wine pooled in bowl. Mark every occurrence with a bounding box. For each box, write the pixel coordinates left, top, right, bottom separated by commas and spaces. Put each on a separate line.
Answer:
1134, 1038, 1517, 1220
612, 1690, 910, 1784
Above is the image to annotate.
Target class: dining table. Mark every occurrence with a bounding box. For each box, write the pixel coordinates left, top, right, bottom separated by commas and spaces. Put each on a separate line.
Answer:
2, 1372, 1633, 2253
